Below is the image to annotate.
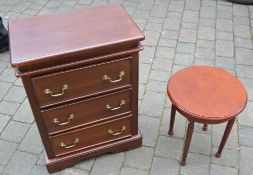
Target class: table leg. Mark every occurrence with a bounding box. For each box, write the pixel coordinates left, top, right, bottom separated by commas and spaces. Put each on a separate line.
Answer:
168, 104, 176, 136
215, 117, 236, 158
181, 121, 194, 166
202, 124, 208, 131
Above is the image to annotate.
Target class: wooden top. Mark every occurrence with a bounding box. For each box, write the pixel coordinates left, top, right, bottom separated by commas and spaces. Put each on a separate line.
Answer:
168, 66, 247, 122
9, 4, 144, 67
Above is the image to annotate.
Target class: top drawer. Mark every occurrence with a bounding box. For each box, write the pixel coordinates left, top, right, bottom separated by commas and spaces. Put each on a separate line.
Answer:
32, 57, 132, 108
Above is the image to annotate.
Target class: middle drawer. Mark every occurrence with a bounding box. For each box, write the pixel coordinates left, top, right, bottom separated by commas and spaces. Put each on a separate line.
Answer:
42, 89, 132, 135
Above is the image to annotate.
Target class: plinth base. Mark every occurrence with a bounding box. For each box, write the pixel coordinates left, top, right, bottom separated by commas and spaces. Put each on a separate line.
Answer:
45, 131, 142, 173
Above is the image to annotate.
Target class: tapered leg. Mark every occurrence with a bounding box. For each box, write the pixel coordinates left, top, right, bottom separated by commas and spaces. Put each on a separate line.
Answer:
181, 121, 194, 166
168, 105, 176, 136
202, 124, 208, 131
215, 117, 236, 158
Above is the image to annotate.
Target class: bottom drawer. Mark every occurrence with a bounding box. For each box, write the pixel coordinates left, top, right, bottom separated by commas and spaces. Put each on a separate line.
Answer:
50, 116, 132, 157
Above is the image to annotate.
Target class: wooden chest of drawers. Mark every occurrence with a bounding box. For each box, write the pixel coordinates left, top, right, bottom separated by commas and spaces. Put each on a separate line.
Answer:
8, 4, 144, 173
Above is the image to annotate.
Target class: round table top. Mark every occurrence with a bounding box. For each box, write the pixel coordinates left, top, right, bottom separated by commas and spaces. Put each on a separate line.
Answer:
167, 66, 247, 123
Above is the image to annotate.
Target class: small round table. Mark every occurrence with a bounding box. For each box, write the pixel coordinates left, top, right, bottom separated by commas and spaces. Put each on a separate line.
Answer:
167, 66, 247, 166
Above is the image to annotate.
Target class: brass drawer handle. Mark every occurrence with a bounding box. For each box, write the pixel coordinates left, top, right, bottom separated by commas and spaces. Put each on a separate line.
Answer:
103, 71, 125, 83
106, 100, 125, 111
53, 114, 74, 126
44, 85, 68, 97
108, 126, 126, 136
60, 138, 79, 149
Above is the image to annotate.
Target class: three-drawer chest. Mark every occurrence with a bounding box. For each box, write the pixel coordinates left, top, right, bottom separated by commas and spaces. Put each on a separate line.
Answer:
8, 4, 144, 173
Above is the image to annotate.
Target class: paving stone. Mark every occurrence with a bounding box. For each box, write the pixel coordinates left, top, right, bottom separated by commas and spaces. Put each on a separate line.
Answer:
146, 80, 167, 93
31, 165, 61, 175
176, 42, 195, 54
211, 147, 239, 168
3, 86, 26, 103
150, 157, 179, 175
0, 63, 6, 74
182, 10, 199, 23
124, 146, 154, 170
139, 115, 160, 147
91, 153, 124, 175
155, 136, 183, 160
137, 0, 153, 10
200, 6, 216, 19
215, 57, 235, 70
0, 68, 17, 83
0, 101, 20, 115
139, 83, 145, 100
234, 25, 251, 38
197, 39, 215, 49
216, 31, 233, 41
19, 123, 43, 154
14, 78, 23, 86
158, 39, 177, 47
240, 78, 253, 101
140, 46, 156, 64
198, 26, 215, 40
216, 40, 234, 57
0, 81, 12, 101
13, 98, 34, 123
139, 63, 151, 84
212, 121, 238, 149
167, 11, 183, 19
235, 37, 253, 49
233, 4, 249, 17
236, 65, 253, 79
4, 150, 38, 175
234, 16, 250, 25
150, 5, 167, 18
0, 120, 30, 143
190, 132, 211, 155
195, 47, 215, 60
172, 65, 188, 74
160, 108, 187, 138
239, 125, 253, 147
0, 140, 18, 165
239, 146, 253, 175
210, 164, 238, 175
0, 114, 9, 133
142, 31, 160, 46
168, 1, 185, 12
74, 158, 95, 171
185, 0, 201, 10
133, 9, 149, 18
202, 0, 216, 7
194, 59, 215, 66
155, 47, 175, 59
161, 30, 179, 40
238, 102, 253, 127
216, 19, 233, 32
120, 167, 148, 175
218, 4, 233, 11
149, 69, 170, 82
217, 10, 233, 19
152, 58, 173, 71
181, 22, 198, 29
163, 18, 181, 30
199, 18, 216, 27
174, 53, 194, 66
140, 91, 166, 117
179, 28, 197, 43
148, 17, 164, 24
145, 22, 163, 32
236, 48, 253, 66
61, 168, 89, 175
180, 153, 209, 175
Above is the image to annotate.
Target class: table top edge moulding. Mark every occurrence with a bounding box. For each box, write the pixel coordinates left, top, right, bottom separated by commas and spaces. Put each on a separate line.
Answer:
8, 3, 144, 67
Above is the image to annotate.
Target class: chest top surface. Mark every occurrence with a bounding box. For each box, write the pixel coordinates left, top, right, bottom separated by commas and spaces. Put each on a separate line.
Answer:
9, 3, 144, 67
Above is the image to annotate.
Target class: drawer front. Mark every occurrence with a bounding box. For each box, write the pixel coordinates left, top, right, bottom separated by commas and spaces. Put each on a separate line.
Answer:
32, 57, 132, 107
50, 116, 132, 157
42, 89, 132, 135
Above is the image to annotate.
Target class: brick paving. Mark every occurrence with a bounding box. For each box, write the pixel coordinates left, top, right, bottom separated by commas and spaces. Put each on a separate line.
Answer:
0, 0, 253, 174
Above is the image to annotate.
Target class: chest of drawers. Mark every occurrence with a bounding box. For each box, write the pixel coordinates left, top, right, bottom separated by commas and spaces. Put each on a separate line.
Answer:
9, 4, 144, 173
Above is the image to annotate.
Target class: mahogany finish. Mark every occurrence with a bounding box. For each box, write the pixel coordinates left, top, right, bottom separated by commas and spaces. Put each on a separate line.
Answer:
167, 66, 247, 165
9, 4, 144, 173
